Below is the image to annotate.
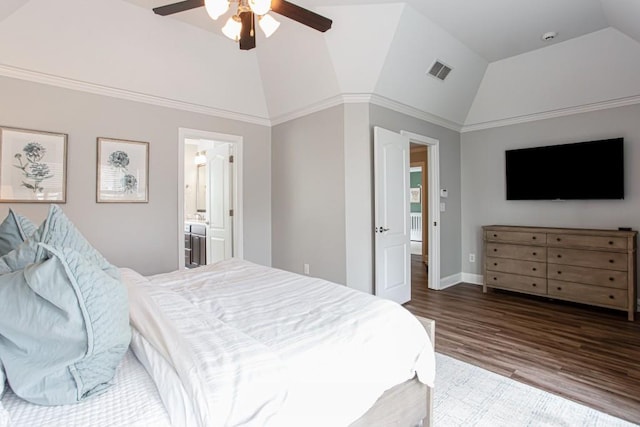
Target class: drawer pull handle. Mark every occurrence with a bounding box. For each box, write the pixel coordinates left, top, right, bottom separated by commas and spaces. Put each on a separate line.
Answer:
608, 241, 614, 245
557, 286, 562, 291
557, 254, 562, 258
557, 271, 562, 274
609, 259, 614, 264
493, 234, 497, 237
609, 295, 615, 299
494, 249, 497, 252
494, 263, 498, 266
533, 252, 537, 256
532, 236, 537, 240
556, 238, 561, 241
532, 283, 537, 287
532, 268, 537, 271
609, 277, 614, 281
493, 277, 497, 281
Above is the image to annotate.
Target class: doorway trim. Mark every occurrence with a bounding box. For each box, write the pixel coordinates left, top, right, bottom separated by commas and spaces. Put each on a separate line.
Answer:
401, 130, 440, 290
177, 127, 244, 269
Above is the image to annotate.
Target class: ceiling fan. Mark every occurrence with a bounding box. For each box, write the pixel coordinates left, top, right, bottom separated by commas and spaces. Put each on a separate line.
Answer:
153, 0, 332, 50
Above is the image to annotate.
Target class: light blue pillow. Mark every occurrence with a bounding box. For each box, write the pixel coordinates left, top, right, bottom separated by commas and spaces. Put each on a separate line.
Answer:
0, 244, 130, 405
0, 360, 5, 399
0, 205, 119, 279
0, 209, 37, 257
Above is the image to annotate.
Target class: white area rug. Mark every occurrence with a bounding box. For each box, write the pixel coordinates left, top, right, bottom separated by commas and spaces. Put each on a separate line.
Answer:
434, 353, 637, 427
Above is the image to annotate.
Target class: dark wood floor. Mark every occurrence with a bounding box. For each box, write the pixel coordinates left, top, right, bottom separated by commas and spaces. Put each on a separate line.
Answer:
404, 255, 640, 424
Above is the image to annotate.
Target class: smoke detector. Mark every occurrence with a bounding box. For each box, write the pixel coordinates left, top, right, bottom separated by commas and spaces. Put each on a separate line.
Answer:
542, 31, 558, 41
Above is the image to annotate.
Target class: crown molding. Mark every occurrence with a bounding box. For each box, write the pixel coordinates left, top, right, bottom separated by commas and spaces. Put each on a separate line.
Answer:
10, 62, 633, 134
271, 93, 463, 131
461, 94, 640, 133
367, 94, 462, 132
270, 95, 347, 126
0, 64, 272, 127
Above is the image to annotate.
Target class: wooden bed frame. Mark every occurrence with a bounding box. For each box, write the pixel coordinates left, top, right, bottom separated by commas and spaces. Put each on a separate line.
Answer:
350, 316, 435, 427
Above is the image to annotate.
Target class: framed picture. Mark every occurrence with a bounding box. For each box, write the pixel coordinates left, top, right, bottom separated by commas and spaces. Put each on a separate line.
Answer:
410, 187, 421, 203
97, 137, 148, 203
0, 126, 67, 203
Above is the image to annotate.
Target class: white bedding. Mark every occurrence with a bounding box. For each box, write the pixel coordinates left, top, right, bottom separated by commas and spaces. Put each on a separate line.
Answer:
2, 349, 170, 427
124, 258, 435, 427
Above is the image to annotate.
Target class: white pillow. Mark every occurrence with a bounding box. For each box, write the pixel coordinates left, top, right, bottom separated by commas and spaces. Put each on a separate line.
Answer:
0, 402, 9, 427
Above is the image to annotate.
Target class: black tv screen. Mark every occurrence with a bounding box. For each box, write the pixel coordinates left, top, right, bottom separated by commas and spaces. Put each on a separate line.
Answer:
505, 138, 624, 200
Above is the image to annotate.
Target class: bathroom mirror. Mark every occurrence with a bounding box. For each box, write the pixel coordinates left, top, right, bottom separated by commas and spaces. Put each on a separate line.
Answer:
196, 164, 206, 212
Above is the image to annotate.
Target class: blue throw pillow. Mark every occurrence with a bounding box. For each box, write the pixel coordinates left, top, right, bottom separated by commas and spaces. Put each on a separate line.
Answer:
0, 205, 119, 279
0, 210, 37, 257
0, 244, 130, 405
0, 360, 5, 399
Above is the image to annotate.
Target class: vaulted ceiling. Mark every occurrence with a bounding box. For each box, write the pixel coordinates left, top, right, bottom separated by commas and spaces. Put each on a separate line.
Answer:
1, 0, 639, 130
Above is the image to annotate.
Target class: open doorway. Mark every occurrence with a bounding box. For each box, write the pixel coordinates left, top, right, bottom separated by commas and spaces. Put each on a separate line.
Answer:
177, 128, 243, 269
410, 148, 428, 292
402, 131, 440, 292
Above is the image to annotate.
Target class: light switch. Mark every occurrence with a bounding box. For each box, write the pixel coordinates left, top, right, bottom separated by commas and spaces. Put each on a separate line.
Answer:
440, 202, 446, 212
440, 189, 448, 198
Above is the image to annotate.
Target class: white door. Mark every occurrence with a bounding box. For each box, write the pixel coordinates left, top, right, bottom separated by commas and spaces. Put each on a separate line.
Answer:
374, 127, 411, 304
206, 143, 233, 263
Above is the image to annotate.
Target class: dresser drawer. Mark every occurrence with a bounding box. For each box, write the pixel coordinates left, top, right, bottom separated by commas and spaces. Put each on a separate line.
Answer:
547, 264, 627, 289
486, 243, 546, 262
547, 233, 628, 250
547, 248, 628, 271
486, 257, 545, 278
548, 280, 628, 309
485, 271, 547, 295
486, 230, 546, 245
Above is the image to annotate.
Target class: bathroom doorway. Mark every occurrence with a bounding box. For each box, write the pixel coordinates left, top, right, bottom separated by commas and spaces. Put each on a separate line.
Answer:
177, 128, 243, 269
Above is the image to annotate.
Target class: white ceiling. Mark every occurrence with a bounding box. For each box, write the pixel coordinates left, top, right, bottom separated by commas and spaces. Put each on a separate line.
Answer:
1, 0, 639, 128
123, 0, 639, 61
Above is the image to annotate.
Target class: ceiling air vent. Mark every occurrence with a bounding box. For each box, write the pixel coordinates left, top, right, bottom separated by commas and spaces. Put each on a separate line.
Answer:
427, 60, 452, 81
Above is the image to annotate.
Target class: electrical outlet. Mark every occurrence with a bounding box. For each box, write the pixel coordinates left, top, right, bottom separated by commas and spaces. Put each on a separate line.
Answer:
304, 263, 310, 275
469, 253, 475, 263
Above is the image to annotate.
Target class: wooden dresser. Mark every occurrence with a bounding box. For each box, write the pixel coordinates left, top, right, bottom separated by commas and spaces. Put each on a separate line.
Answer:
483, 225, 637, 321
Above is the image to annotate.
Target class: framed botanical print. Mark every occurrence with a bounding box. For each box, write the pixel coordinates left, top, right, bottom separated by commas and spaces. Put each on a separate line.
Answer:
97, 137, 149, 203
0, 126, 67, 203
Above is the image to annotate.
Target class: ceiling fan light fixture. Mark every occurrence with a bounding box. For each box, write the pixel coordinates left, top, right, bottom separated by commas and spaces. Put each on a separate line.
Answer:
204, 0, 229, 20
259, 13, 280, 38
249, 0, 271, 16
222, 15, 242, 41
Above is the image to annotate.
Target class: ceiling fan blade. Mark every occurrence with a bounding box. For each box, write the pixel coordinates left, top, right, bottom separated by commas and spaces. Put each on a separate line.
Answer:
270, 0, 332, 32
239, 11, 256, 50
153, 0, 204, 16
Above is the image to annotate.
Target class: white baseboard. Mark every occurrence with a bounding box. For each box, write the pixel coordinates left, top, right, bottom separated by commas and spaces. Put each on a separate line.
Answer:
439, 273, 463, 290
462, 273, 483, 285
438, 272, 483, 289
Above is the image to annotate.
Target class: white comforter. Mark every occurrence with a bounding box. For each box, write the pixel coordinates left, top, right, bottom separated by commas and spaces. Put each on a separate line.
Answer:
123, 259, 435, 427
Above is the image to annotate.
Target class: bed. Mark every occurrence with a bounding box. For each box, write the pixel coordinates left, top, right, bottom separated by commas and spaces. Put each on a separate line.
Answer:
0, 207, 435, 427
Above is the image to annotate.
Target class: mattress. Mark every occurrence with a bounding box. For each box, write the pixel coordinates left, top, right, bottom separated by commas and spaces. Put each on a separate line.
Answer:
2, 349, 170, 427
125, 258, 435, 427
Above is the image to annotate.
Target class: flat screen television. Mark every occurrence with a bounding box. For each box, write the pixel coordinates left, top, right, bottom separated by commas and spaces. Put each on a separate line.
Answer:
505, 138, 624, 200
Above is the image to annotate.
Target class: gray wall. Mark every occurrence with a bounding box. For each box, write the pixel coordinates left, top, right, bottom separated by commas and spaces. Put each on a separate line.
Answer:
344, 103, 374, 293
461, 104, 640, 295
369, 104, 463, 278
0, 76, 272, 275
271, 105, 347, 284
